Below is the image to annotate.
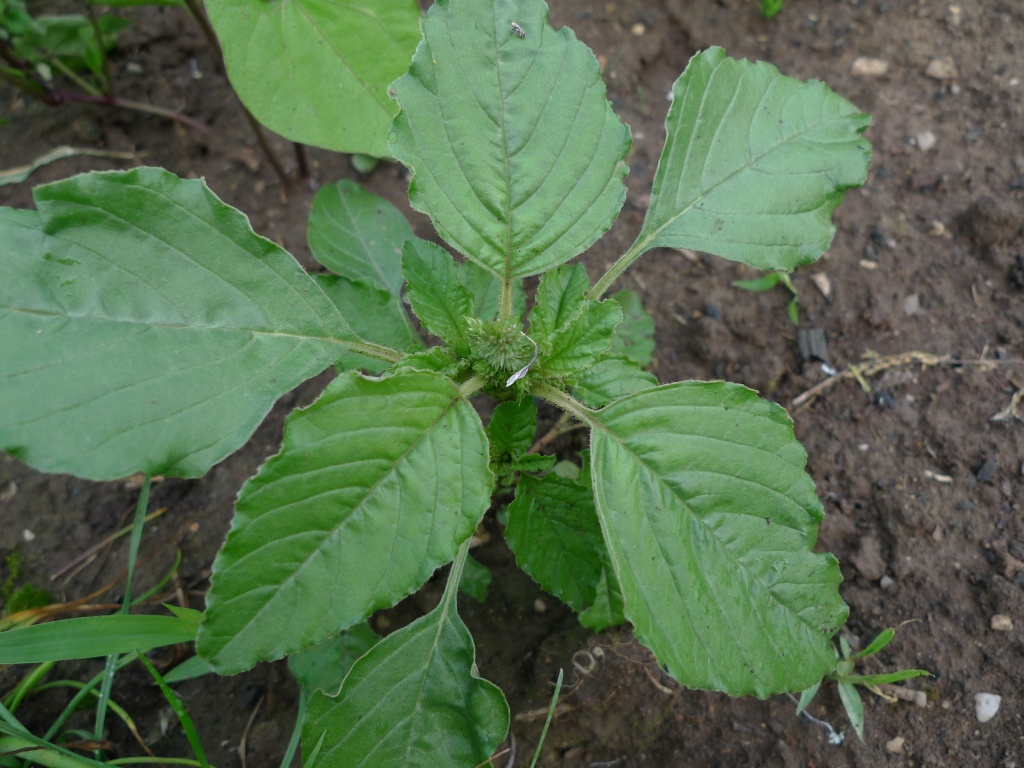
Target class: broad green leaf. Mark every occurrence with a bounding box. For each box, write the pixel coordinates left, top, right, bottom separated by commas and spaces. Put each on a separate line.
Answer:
402, 239, 473, 350
589, 381, 847, 697
529, 264, 590, 342
635, 47, 871, 271
288, 622, 380, 699
308, 179, 413, 295
511, 453, 557, 473
302, 549, 508, 767
487, 398, 537, 462
459, 555, 492, 604
506, 472, 604, 613
197, 371, 492, 674
457, 260, 525, 321
0, 614, 198, 663
578, 551, 626, 632
536, 300, 621, 379
0, 168, 356, 481
205, 0, 421, 156
389, 0, 630, 279
313, 274, 421, 373
573, 356, 657, 409
607, 290, 655, 367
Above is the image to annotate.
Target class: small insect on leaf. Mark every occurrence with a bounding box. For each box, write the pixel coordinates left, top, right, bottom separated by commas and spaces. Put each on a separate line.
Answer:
511, 22, 526, 39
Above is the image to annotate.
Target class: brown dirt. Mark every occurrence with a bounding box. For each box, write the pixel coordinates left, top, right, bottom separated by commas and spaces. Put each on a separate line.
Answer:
2, 0, 1023, 766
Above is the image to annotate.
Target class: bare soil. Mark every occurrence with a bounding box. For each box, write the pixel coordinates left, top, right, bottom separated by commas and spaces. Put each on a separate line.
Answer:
2, 1, 1023, 766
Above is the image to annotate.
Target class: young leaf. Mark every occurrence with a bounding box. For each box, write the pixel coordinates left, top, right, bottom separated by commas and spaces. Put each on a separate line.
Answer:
634, 47, 870, 272
0, 169, 357, 481
308, 179, 414, 296
795, 681, 821, 715
487, 399, 538, 463
197, 371, 493, 674
529, 264, 591, 342
313, 275, 421, 373
733, 272, 783, 293
205, 0, 421, 156
573, 356, 657, 409
457, 260, 526, 321
389, 0, 630, 279
402, 239, 475, 350
537, 300, 622, 379
301, 549, 508, 767
838, 680, 865, 740
589, 381, 848, 697
607, 290, 655, 367
505, 472, 605, 613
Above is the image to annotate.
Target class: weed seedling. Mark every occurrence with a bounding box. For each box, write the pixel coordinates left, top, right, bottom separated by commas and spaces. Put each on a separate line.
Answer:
0, 0, 872, 763
797, 625, 931, 741
734, 269, 801, 325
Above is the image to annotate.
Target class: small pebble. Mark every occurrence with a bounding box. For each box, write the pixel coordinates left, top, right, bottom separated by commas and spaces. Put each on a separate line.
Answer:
974, 692, 1001, 723
852, 57, 889, 77
533, 598, 547, 614
991, 614, 1013, 631
917, 130, 937, 152
885, 736, 905, 754
926, 56, 959, 80
22, 529, 36, 542
630, 22, 645, 36
880, 575, 895, 590
903, 294, 920, 315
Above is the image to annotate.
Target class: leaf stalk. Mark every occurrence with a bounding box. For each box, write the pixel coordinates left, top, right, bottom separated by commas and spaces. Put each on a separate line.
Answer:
530, 383, 598, 430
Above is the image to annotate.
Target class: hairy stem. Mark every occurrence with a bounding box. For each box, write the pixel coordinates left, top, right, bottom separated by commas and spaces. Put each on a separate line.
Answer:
458, 375, 486, 399
588, 235, 651, 301
530, 383, 599, 430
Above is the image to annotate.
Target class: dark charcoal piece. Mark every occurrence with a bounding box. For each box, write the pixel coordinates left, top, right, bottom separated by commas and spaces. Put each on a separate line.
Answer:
797, 327, 830, 364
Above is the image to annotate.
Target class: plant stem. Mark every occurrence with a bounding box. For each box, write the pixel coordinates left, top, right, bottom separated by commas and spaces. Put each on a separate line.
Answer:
50, 91, 211, 132
85, 4, 116, 96
48, 56, 102, 97
530, 383, 598, 429
588, 235, 651, 301
179, 0, 290, 185
458, 375, 486, 399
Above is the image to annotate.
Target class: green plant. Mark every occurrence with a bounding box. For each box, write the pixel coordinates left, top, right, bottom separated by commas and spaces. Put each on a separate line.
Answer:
761, 0, 784, 19
0, 0, 871, 763
797, 626, 930, 741
0, 0, 208, 131
734, 269, 801, 325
